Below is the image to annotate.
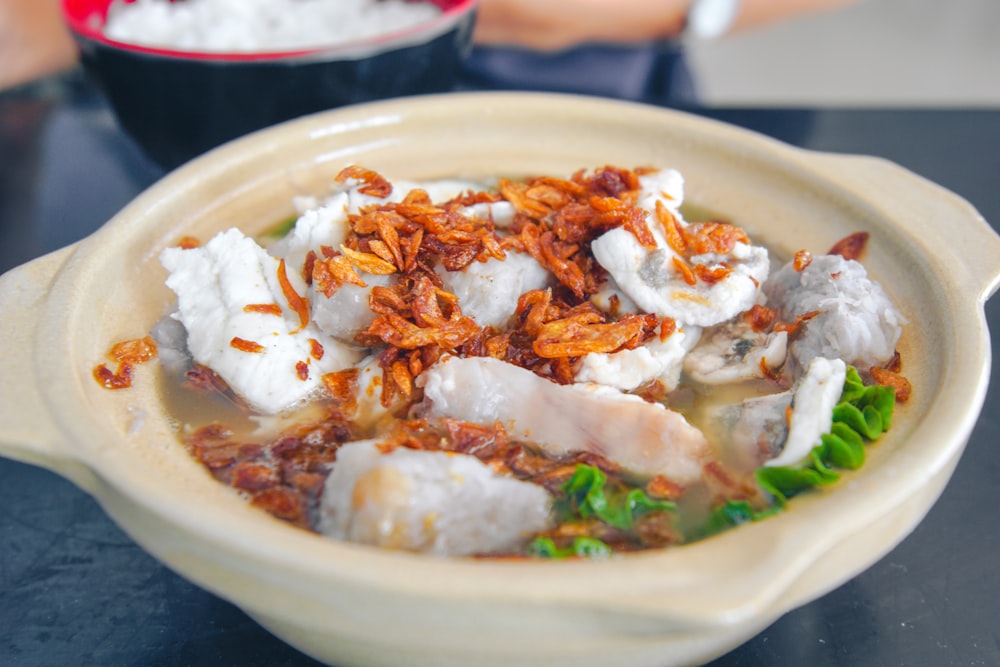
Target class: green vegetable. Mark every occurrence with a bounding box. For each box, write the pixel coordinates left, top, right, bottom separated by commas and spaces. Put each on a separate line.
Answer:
756, 463, 839, 506
527, 536, 613, 559
821, 422, 866, 470
572, 537, 613, 558
527, 464, 676, 559
698, 500, 782, 539
263, 214, 299, 240
557, 464, 675, 530
840, 366, 895, 431
839, 364, 869, 404
755, 365, 895, 506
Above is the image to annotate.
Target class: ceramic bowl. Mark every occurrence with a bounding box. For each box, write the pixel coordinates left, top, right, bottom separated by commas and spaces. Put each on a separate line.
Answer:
61, 0, 478, 169
1, 92, 998, 667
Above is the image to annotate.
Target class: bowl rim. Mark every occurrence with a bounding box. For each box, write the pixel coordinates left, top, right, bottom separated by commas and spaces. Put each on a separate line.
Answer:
61, 0, 478, 62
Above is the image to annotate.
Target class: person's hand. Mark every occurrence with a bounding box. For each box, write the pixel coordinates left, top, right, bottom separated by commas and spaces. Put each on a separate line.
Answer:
472, 0, 859, 51
472, 0, 686, 51
0, 0, 78, 89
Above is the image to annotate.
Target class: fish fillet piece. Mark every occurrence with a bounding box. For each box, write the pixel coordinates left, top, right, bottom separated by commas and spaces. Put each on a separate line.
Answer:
310, 271, 395, 343
272, 176, 477, 266
684, 319, 787, 385
160, 228, 362, 414
593, 230, 769, 328
591, 169, 769, 327
318, 439, 553, 556
712, 356, 847, 469
419, 356, 711, 485
767, 356, 847, 467
459, 200, 516, 228
589, 278, 640, 316
576, 326, 702, 391
437, 251, 550, 329
268, 191, 350, 271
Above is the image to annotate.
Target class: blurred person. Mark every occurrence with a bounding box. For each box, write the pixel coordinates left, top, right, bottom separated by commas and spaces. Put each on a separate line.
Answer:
1, 0, 856, 98
0, 0, 77, 90
474, 0, 856, 51
466, 0, 858, 102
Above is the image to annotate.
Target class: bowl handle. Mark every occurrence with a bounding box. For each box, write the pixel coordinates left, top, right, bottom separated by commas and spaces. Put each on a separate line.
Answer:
806, 152, 1000, 301
0, 247, 76, 469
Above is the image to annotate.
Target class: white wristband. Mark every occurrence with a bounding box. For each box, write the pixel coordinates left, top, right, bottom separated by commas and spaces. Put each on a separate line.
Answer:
683, 0, 741, 40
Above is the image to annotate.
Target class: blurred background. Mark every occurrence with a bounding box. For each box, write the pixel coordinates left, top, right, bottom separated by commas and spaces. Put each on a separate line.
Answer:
687, 0, 1000, 106
3, 0, 997, 106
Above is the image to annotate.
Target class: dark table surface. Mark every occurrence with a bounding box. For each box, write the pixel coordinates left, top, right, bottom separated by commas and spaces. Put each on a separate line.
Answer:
1, 69, 998, 667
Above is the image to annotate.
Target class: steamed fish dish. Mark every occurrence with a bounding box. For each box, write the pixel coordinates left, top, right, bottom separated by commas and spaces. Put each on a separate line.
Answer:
96, 165, 910, 558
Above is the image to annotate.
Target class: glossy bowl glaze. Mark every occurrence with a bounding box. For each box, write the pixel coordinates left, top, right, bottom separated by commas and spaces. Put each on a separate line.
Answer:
1, 92, 998, 667
61, 0, 477, 169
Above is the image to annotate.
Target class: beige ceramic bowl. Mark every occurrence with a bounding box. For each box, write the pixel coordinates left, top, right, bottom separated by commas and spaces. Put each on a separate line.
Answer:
1, 93, 998, 667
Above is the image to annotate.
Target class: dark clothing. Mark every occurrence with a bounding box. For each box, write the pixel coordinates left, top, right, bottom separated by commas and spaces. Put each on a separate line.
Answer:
460, 42, 697, 105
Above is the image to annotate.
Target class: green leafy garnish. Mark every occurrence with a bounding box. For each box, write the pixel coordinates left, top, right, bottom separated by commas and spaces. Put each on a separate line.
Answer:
557, 464, 676, 530
527, 536, 613, 559
527, 464, 676, 559
821, 422, 866, 470
263, 214, 299, 240
755, 365, 896, 506
839, 364, 869, 404
839, 365, 895, 431
756, 463, 839, 507
697, 500, 783, 540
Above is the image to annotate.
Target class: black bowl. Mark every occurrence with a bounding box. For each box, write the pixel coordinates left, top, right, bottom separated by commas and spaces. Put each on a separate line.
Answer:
63, 0, 478, 170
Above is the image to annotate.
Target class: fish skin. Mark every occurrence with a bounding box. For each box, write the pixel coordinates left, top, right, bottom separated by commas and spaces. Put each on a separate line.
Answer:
684, 320, 788, 385
712, 356, 847, 470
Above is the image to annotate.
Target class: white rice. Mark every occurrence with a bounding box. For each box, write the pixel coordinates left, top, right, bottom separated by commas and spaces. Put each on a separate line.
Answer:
103, 0, 442, 53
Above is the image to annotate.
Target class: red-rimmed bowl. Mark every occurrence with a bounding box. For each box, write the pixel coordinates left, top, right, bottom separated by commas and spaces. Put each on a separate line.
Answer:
62, 0, 478, 169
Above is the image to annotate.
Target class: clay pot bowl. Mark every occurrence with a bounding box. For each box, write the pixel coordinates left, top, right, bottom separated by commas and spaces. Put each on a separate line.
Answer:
1, 92, 998, 667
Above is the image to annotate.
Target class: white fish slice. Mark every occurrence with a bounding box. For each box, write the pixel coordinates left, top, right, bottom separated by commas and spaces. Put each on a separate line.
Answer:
684, 319, 788, 385
160, 228, 362, 414
576, 325, 702, 391
437, 251, 550, 329
591, 168, 769, 328
318, 439, 553, 556
419, 356, 712, 486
